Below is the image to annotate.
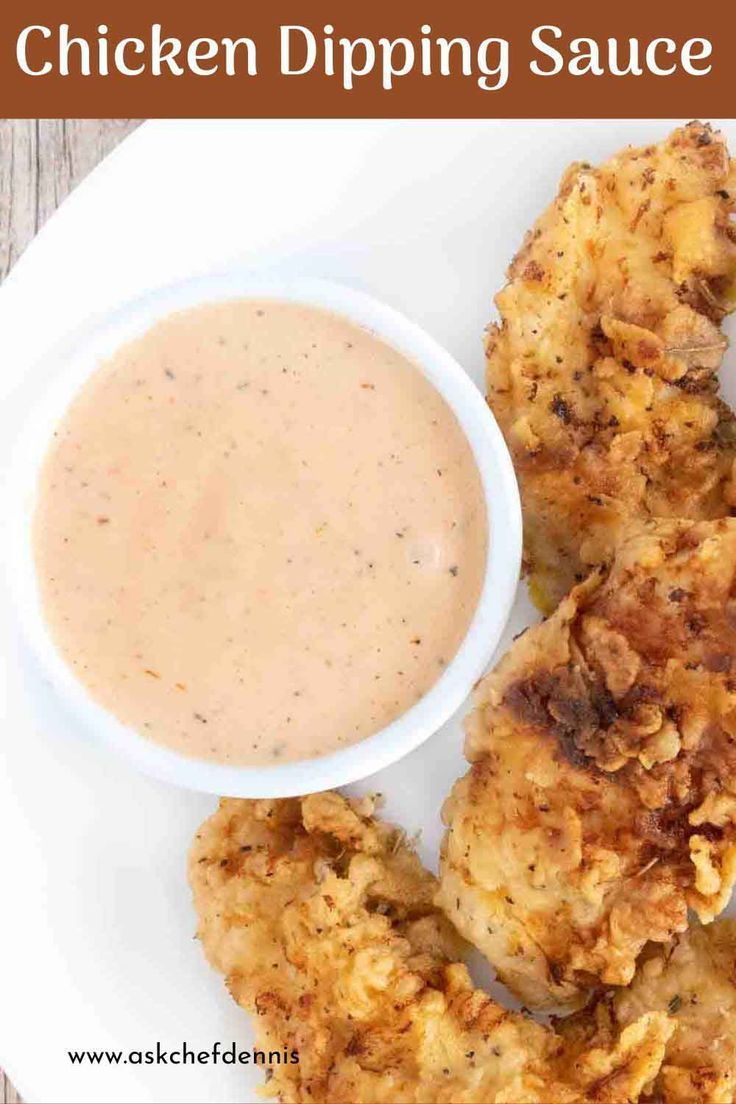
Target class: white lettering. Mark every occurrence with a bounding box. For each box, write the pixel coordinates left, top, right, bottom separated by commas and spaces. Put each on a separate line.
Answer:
16, 26, 52, 76
150, 23, 184, 77
114, 38, 145, 77
222, 37, 257, 76
378, 36, 414, 90
281, 26, 317, 76
530, 25, 563, 76
682, 38, 712, 76
187, 38, 219, 76
339, 37, 375, 90
59, 23, 91, 77
645, 38, 676, 76
478, 37, 509, 90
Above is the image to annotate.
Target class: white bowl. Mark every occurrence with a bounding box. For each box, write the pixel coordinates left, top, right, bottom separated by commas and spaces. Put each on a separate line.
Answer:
5, 273, 521, 797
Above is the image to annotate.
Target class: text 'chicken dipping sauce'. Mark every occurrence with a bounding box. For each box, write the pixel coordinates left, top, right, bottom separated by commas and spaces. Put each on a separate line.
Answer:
33, 300, 488, 765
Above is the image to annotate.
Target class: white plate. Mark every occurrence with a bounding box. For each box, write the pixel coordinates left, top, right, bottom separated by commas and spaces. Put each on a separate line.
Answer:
1, 118, 734, 1104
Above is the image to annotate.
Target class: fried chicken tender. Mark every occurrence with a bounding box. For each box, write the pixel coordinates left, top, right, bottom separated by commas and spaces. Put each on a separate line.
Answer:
439, 518, 736, 1009
189, 792, 672, 1103
559, 921, 736, 1103
486, 121, 736, 612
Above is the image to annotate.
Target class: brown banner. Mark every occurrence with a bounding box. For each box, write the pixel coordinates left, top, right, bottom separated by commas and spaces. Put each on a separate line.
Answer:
0, 0, 733, 118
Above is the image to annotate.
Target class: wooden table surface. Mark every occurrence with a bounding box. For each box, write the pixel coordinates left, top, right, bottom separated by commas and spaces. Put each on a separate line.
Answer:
0, 118, 141, 1104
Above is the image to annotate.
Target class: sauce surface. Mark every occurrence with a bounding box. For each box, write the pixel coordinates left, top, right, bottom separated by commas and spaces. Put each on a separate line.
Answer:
34, 300, 487, 765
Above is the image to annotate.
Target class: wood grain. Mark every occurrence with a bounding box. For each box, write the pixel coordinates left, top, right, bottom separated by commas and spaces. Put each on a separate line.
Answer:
0, 117, 141, 1104
1, 1073, 21, 1104
0, 120, 141, 281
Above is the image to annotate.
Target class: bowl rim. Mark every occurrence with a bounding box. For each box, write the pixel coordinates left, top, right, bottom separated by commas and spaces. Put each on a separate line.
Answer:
4, 271, 522, 797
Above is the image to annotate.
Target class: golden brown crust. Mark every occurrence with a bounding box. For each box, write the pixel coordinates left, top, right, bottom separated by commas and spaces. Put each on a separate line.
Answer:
439, 518, 736, 1008
189, 793, 672, 1103
486, 121, 736, 612
559, 921, 736, 1103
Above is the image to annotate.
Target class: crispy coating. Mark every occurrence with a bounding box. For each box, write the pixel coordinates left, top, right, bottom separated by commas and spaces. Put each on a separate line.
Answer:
189, 792, 672, 1103
559, 921, 736, 1103
486, 121, 736, 612
439, 519, 736, 1009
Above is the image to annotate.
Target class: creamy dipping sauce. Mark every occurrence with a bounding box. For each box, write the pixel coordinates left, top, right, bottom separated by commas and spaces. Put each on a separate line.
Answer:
34, 300, 487, 765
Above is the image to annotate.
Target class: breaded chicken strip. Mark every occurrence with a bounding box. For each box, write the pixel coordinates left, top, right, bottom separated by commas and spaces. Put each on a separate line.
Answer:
486, 121, 736, 612
189, 792, 672, 1104
559, 921, 736, 1103
439, 518, 736, 1009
